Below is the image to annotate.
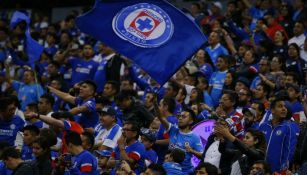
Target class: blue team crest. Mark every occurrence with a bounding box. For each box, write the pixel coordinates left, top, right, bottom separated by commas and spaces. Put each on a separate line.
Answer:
112, 3, 174, 48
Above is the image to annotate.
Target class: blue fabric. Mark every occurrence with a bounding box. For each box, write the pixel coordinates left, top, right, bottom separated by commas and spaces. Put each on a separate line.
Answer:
21, 144, 35, 162
163, 162, 183, 175
69, 150, 99, 175
0, 115, 25, 146
93, 60, 107, 93
259, 120, 298, 172
209, 71, 227, 107
76, 0, 207, 85
69, 58, 99, 86
74, 97, 99, 128
9, 11, 44, 68
0, 161, 12, 175
168, 124, 203, 174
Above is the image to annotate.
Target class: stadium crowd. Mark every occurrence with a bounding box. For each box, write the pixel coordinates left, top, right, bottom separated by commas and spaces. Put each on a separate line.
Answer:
0, 0, 307, 174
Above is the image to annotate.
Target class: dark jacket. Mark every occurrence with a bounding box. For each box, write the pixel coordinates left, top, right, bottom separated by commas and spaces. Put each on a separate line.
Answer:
122, 99, 154, 128
12, 162, 38, 175
202, 134, 234, 175
219, 139, 265, 175
33, 154, 52, 175
293, 123, 307, 166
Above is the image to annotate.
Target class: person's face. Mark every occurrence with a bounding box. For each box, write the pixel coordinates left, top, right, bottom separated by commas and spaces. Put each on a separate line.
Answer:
120, 80, 133, 91
243, 111, 254, 127
144, 93, 154, 108
38, 98, 49, 114
293, 22, 304, 36
238, 46, 248, 56
178, 111, 193, 129
285, 75, 295, 84
47, 64, 58, 75
149, 117, 160, 131
100, 114, 115, 127
208, 32, 219, 45
238, 89, 249, 102
287, 87, 299, 100
196, 49, 205, 62
32, 143, 45, 157
274, 31, 284, 43
243, 50, 254, 64
116, 98, 131, 110
191, 104, 199, 115
79, 83, 94, 98
189, 89, 199, 103
164, 86, 175, 98
46, 35, 55, 45
3, 157, 16, 170
288, 45, 299, 58
103, 83, 115, 98
216, 57, 227, 70
60, 33, 70, 45
272, 101, 287, 119
224, 73, 233, 86
83, 45, 94, 58
219, 94, 234, 110
243, 132, 257, 148
23, 71, 34, 84
50, 80, 61, 89
270, 57, 281, 70
259, 59, 269, 73
81, 135, 90, 150
54, 51, 65, 63
122, 124, 137, 140
254, 85, 265, 99
140, 136, 153, 150
249, 163, 265, 175
195, 167, 208, 175
175, 88, 185, 102
164, 153, 171, 162
235, 82, 246, 94
227, 3, 236, 13
1, 104, 16, 121
23, 130, 36, 146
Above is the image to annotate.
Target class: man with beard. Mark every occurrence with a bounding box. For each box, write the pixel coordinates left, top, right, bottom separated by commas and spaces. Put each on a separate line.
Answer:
237, 88, 252, 113
157, 107, 203, 174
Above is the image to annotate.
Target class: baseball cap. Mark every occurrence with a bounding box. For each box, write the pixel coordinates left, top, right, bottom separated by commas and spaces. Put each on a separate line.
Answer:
97, 106, 116, 116
242, 107, 256, 118
212, 2, 223, 10
140, 128, 156, 142
95, 150, 111, 157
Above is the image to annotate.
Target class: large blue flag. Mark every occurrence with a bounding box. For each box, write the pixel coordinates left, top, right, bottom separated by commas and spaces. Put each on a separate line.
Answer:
9, 11, 44, 68
76, 0, 207, 85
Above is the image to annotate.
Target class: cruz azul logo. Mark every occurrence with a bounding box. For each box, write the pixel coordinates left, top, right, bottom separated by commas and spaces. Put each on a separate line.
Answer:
112, 3, 174, 48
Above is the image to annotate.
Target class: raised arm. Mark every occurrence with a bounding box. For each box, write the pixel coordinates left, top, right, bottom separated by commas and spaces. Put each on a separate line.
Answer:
47, 86, 76, 104
27, 112, 64, 129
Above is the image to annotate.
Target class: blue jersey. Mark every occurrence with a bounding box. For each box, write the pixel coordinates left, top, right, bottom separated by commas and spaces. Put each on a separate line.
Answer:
21, 144, 35, 162
259, 120, 298, 172
205, 44, 229, 67
75, 97, 99, 128
0, 161, 12, 175
0, 115, 25, 146
163, 162, 183, 175
154, 115, 178, 164
144, 149, 158, 166
209, 71, 227, 107
69, 150, 99, 175
167, 124, 203, 174
69, 58, 99, 85
112, 141, 145, 174
12, 81, 44, 111
93, 60, 107, 93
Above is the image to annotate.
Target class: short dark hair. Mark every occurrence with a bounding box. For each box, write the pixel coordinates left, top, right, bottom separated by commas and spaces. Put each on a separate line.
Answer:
40, 93, 55, 106
147, 164, 166, 175
0, 147, 20, 160
27, 103, 39, 112
169, 148, 185, 163
65, 131, 82, 146
123, 121, 140, 139
223, 90, 238, 104
32, 136, 50, 151
252, 160, 272, 174
106, 81, 120, 94
82, 131, 95, 150
196, 162, 218, 175
0, 97, 14, 112
252, 101, 265, 116
168, 82, 180, 96
270, 98, 285, 109
162, 97, 176, 113
22, 125, 40, 136
39, 128, 57, 147
81, 80, 97, 93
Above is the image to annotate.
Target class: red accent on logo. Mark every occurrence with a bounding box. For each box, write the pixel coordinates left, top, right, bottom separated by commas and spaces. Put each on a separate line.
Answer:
129, 11, 161, 37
